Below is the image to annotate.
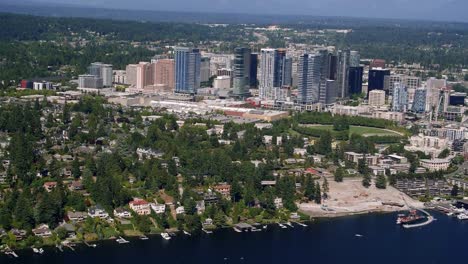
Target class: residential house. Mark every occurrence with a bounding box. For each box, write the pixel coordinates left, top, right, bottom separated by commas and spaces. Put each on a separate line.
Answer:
274, 197, 283, 209
176, 206, 185, 215
114, 208, 132, 218
150, 203, 166, 214
129, 198, 151, 215
32, 224, 52, 238
88, 205, 109, 219
69, 180, 84, 191
196, 200, 205, 214
67, 211, 88, 222
213, 184, 231, 200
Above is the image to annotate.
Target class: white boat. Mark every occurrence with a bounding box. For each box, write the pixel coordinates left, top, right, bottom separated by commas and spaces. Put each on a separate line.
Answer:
32, 247, 43, 254
295, 222, 308, 227
183, 230, 191, 236
263, 225, 267, 229
161, 233, 171, 240
355, 234, 363, 237
446, 212, 454, 216
202, 229, 213, 234
116, 236, 129, 244
140, 235, 149, 240
457, 213, 468, 220
233, 227, 242, 233
278, 223, 287, 229
251, 228, 262, 232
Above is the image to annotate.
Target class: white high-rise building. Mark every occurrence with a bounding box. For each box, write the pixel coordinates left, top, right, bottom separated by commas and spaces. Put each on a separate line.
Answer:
349, 50, 360, 67
259, 48, 278, 100
88, 62, 113, 87
391, 83, 408, 112
425, 77, 446, 112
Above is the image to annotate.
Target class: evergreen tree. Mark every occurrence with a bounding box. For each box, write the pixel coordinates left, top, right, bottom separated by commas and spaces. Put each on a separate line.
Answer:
72, 158, 81, 179
304, 174, 315, 201
314, 183, 321, 204
451, 185, 459, 197
362, 173, 371, 188
322, 177, 329, 199
375, 174, 387, 189
334, 166, 344, 182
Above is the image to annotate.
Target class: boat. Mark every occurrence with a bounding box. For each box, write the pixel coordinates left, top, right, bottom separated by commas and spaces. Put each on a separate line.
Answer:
233, 227, 242, 233
446, 212, 454, 216
263, 225, 267, 229
251, 227, 262, 232
355, 234, 363, 237
161, 233, 171, 240
116, 236, 130, 244
202, 229, 213, 234
295, 222, 308, 227
278, 223, 287, 229
285, 222, 294, 228
457, 213, 468, 220
140, 235, 149, 240
183, 230, 191, 236
396, 210, 423, 225
4, 249, 18, 258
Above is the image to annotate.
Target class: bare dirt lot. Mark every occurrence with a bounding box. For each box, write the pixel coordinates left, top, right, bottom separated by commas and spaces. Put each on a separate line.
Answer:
298, 177, 424, 217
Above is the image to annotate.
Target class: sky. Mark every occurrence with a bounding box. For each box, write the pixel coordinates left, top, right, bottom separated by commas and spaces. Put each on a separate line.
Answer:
11, 0, 468, 22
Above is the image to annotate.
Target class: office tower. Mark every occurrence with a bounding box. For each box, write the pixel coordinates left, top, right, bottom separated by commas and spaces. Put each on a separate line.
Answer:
78, 75, 103, 89
391, 83, 408, 112
348, 66, 363, 95
249, 53, 258, 88
88, 62, 113, 87
175, 47, 201, 94
275, 49, 287, 88
319, 80, 337, 105
259, 48, 278, 100
233, 47, 251, 97
200, 57, 211, 83
450, 92, 466, 106
368, 90, 386, 106
125, 64, 138, 86
349, 51, 360, 67
368, 68, 390, 93
336, 50, 350, 98
136, 62, 153, 90
297, 53, 322, 104
153, 59, 175, 91
412, 87, 427, 113
370, 59, 386, 69
384, 74, 421, 95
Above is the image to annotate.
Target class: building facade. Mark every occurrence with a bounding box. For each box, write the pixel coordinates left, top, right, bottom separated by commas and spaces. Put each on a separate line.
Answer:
175, 47, 201, 94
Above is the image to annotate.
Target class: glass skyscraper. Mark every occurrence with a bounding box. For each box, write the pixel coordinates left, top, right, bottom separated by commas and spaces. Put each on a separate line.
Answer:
233, 47, 251, 97
175, 47, 201, 94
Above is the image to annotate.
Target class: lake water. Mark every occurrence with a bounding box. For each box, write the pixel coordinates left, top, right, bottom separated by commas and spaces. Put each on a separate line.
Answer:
2, 211, 467, 264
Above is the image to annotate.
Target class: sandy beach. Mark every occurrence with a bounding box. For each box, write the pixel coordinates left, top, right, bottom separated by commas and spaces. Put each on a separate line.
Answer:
299, 177, 424, 218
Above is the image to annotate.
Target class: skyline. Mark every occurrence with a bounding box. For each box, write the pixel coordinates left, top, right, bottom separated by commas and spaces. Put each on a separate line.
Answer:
4, 0, 468, 23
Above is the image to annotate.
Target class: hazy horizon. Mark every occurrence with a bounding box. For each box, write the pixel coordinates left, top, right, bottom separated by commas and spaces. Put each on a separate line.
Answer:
4, 0, 468, 23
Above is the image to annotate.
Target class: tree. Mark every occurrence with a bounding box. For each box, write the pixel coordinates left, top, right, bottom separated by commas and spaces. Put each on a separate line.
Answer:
357, 157, 369, 175
375, 174, 387, 189
437, 149, 450, 159
362, 173, 371, 188
322, 177, 329, 199
304, 174, 315, 201
314, 183, 321, 204
72, 158, 81, 179
316, 131, 332, 155
334, 167, 344, 182
451, 185, 459, 197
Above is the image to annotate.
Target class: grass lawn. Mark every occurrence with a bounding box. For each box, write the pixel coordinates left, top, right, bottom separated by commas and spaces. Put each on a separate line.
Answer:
304, 125, 401, 136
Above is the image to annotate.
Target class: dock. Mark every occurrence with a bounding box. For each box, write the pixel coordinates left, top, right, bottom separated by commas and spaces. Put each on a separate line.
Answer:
402, 208, 434, 229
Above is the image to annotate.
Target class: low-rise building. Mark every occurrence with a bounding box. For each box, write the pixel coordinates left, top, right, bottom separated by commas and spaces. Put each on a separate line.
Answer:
43, 181, 57, 192
420, 158, 451, 172
88, 205, 109, 219
67, 211, 88, 222
176, 206, 185, 215
114, 208, 132, 218
150, 203, 166, 214
213, 184, 231, 200
32, 224, 52, 238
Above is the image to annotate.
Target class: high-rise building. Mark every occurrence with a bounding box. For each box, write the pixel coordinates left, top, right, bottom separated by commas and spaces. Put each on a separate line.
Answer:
349, 51, 360, 68
88, 62, 113, 87
136, 62, 153, 90
412, 87, 427, 113
391, 83, 408, 112
425, 77, 446, 112
175, 47, 201, 94
233, 47, 251, 97
348, 66, 363, 95
125, 64, 138, 86
368, 90, 386, 106
297, 53, 322, 104
336, 50, 350, 98
319, 80, 337, 105
200, 57, 211, 83
78, 74, 103, 89
153, 59, 175, 91
249, 53, 258, 88
259, 48, 278, 100
368, 68, 390, 93
282, 57, 293, 87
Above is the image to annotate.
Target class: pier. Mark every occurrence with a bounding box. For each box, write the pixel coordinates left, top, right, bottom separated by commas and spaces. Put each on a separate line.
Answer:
402, 208, 434, 229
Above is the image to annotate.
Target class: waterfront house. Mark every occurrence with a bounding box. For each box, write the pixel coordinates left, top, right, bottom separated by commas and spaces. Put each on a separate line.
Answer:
203, 218, 213, 227
67, 211, 88, 222
274, 197, 283, 209
43, 181, 57, 192
88, 205, 109, 219
114, 208, 132, 218
11, 229, 27, 240
32, 224, 52, 238
196, 200, 205, 214
129, 198, 151, 215
150, 203, 166, 214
